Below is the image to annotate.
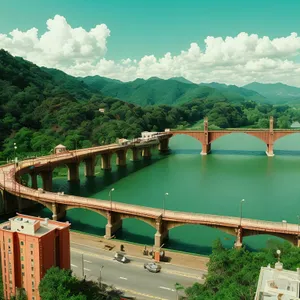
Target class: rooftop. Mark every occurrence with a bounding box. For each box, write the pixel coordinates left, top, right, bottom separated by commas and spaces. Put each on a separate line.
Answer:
255, 262, 300, 300
0, 214, 69, 237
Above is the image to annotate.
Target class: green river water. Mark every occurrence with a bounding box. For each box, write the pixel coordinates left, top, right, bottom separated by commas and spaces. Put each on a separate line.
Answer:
28, 134, 300, 255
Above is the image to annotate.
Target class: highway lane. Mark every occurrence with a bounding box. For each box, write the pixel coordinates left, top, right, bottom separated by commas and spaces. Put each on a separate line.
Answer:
70, 244, 205, 300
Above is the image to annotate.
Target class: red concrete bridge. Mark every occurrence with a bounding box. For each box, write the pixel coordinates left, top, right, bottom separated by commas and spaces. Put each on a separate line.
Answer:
0, 132, 299, 249
169, 116, 300, 156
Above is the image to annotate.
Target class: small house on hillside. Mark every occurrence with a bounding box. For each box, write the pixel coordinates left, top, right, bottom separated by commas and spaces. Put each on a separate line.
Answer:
54, 144, 67, 154
99, 108, 105, 113
291, 121, 300, 128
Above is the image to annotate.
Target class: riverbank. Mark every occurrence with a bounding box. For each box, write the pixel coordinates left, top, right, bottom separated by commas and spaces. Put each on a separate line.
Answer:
70, 231, 209, 271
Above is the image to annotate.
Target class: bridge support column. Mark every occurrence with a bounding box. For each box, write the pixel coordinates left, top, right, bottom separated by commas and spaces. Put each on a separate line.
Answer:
266, 116, 275, 157
51, 203, 66, 221
40, 170, 53, 192
131, 148, 140, 161
158, 138, 170, 152
105, 212, 122, 239
266, 144, 274, 157
116, 150, 127, 167
201, 143, 211, 155
234, 227, 243, 249
101, 153, 112, 170
30, 173, 38, 189
67, 162, 80, 182
142, 147, 151, 159
154, 216, 169, 248
84, 156, 96, 177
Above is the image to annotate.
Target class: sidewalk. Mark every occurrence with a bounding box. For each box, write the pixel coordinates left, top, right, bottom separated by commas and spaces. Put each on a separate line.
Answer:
70, 231, 209, 271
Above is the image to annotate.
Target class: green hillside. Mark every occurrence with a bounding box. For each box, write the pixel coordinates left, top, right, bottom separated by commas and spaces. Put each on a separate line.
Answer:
244, 82, 300, 104
81, 76, 266, 106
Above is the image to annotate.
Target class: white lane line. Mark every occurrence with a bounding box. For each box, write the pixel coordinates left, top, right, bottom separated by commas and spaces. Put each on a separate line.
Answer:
84, 268, 91, 272
119, 277, 128, 280
71, 264, 78, 268
84, 260, 92, 263
159, 286, 175, 292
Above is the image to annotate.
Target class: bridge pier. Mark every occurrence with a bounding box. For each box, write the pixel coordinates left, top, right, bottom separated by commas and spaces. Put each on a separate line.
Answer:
158, 138, 170, 152
142, 147, 151, 159
101, 153, 112, 170
51, 203, 66, 221
266, 144, 274, 157
154, 216, 169, 248
116, 150, 127, 167
201, 144, 211, 155
131, 148, 140, 161
30, 173, 38, 189
67, 162, 80, 182
105, 211, 122, 239
39, 170, 53, 192
84, 156, 96, 177
234, 227, 243, 249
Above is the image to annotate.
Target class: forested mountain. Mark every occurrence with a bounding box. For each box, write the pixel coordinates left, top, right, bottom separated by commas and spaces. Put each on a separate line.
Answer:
1, 49, 300, 161
244, 82, 300, 104
80, 75, 266, 106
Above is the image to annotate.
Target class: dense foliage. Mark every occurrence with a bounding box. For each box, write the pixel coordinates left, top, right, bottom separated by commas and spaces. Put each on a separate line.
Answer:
38, 267, 121, 300
186, 240, 300, 300
2, 49, 300, 161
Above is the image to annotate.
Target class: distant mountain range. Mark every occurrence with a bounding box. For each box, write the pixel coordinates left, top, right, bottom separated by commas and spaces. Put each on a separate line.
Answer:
81, 76, 267, 106
80, 75, 300, 106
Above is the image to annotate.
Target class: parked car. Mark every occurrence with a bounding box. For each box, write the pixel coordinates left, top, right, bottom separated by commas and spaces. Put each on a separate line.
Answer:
144, 262, 161, 273
114, 252, 129, 263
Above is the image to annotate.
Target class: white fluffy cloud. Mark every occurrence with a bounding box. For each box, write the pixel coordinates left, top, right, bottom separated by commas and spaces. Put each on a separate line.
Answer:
2, 15, 300, 86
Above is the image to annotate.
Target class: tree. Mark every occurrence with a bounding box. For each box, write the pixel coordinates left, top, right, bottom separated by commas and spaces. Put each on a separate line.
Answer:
38, 267, 86, 300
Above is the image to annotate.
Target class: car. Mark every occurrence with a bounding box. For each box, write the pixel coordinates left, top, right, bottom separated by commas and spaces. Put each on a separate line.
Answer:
144, 262, 161, 273
114, 252, 129, 263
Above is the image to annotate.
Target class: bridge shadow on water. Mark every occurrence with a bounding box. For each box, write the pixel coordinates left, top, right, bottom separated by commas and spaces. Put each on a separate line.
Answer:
53, 154, 170, 197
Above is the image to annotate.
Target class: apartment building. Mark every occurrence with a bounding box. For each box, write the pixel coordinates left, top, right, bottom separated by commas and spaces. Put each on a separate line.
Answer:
0, 214, 70, 300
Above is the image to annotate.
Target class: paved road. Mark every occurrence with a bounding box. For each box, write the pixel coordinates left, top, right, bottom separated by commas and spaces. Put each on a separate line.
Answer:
70, 242, 206, 300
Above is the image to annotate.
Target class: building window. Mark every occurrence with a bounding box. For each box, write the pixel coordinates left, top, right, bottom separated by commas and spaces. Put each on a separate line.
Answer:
30, 251, 33, 255
31, 267, 34, 271
20, 241, 24, 246
30, 244, 33, 248
22, 272, 24, 276
21, 264, 24, 269
20, 248, 23, 254
8, 239, 11, 243
21, 256, 24, 261
32, 296, 35, 299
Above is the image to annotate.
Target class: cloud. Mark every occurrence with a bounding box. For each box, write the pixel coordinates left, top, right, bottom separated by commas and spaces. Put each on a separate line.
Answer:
1, 15, 300, 86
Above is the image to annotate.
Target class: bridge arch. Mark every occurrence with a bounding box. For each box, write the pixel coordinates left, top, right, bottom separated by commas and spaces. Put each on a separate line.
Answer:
273, 132, 300, 151
166, 222, 237, 237
210, 132, 267, 149
65, 206, 108, 219
120, 214, 156, 229
170, 132, 204, 145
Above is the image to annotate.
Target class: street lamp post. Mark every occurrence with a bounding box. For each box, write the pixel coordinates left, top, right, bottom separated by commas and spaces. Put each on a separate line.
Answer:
13, 143, 17, 168
163, 192, 169, 216
109, 188, 115, 211
99, 265, 104, 288
239, 199, 245, 226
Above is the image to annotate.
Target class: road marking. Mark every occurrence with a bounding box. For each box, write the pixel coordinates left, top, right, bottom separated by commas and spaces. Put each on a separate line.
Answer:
84, 260, 92, 263
159, 286, 175, 292
71, 264, 78, 268
119, 277, 128, 280
117, 287, 168, 300
84, 268, 91, 272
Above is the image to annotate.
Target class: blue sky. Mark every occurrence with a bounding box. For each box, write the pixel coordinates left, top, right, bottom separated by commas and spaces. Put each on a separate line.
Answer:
1, 0, 300, 85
